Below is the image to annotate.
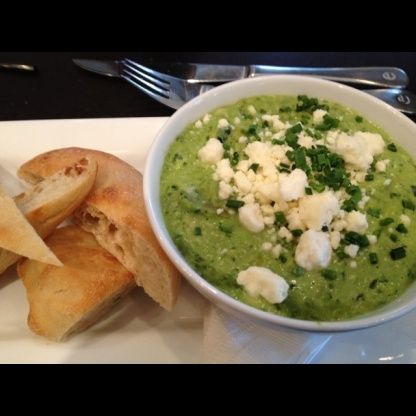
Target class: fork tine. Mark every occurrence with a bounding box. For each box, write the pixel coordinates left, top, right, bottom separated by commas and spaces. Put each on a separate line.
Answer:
122, 68, 170, 98
121, 73, 179, 109
122, 60, 170, 90
124, 59, 172, 84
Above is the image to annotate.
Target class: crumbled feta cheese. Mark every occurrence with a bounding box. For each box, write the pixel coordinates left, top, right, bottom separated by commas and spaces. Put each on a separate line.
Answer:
329, 131, 385, 171
198, 138, 224, 164
264, 216, 275, 226
215, 158, 234, 183
330, 230, 341, 250
350, 261, 357, 268
279, 168, 308, 202
239, 135, 248, 144
295, 230, 332, 271
238, 203, 265, 233
262, 242, 273, 251
195, 120, 203, 128
354, 171, 366, 183
262, 114, 286, 131
261, 204, 275, 216
218, 118, 229, 129
384, 178, 392, 186
312, 109, 327, 124
345, 210, 368, 234
257, 182, 280, 203
297, 131, 314, 149
400, 214, 411, 226
203, 114, 211, 124
237, 266, 289, 304
278, 226, 293, 242
216, 208, 224, 215
368, 234, 377, 245
271, 244, 282, 257
236, 159, 250, 173
242, 193, 255, 205
358, 195, 370, 210
248, 105, 256, 115
234, 171, 252, 194
233, 117, 240, 125
286, 207, 306, 231
331, 219, 347, 232
298, 191, 340, 231
244, 141, 272, 166
344, 244, 359, 258
218, 181, 233, 200
375, 159, 390, 172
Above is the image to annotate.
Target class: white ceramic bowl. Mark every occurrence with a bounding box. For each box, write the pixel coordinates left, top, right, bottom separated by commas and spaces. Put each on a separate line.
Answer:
144, 75, 416, 332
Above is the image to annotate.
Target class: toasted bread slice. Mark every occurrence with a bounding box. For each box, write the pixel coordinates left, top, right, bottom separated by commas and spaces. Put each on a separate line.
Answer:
0, 185, 61, 266
0, 157, 97, 275
18, 225, 135, 342
19, 148, 181, 310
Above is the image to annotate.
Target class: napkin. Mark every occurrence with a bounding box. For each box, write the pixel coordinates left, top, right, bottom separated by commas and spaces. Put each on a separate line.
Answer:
202, 305, 332, 364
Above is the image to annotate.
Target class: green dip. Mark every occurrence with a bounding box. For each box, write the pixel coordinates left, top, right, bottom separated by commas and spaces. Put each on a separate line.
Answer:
160, 95, 416, 321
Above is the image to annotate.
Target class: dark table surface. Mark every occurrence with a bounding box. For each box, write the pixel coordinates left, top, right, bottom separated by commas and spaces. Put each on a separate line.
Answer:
1, 52, 416, 121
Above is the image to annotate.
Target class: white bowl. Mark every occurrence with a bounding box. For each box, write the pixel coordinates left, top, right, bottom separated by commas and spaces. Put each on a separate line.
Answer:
144, 75, 416, 332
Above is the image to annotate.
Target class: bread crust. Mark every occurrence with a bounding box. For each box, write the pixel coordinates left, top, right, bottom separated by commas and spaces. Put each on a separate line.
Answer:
18, 225, 135, 342
19, 148, 181, 310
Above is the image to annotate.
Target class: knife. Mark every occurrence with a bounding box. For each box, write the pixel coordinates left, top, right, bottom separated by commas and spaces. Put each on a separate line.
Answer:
0, 63, 36, 72
73, 59, 409, 89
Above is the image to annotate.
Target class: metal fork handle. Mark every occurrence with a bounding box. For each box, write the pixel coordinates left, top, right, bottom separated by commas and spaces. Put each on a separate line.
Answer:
249, 66, 408, 89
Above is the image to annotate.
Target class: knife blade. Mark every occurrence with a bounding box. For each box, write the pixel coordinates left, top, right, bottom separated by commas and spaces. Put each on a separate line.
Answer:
73, 59, 409, 88
0, 63, 36, 72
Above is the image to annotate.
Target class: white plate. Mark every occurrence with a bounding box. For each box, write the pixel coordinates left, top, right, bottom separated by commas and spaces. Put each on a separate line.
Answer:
0, 117, 415, 364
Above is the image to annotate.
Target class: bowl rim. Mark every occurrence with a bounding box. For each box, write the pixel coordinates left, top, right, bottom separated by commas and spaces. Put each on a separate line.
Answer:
144, 75, 416, 332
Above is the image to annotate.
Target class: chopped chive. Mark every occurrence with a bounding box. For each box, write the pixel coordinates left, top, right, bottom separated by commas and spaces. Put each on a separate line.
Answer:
193, 227, 202, 236
390, 234, 399, 242
322, 269, 337, 280
369, 252, 378, 265
365, 174, 374, 181
279, 163, 290, 169
344, 231, 369, 247
249, 163, 259, 172
387, 143, 397, 152
305, 187, 313, 195
292, 266, 305, 277
279, 254, 287, 263
402, 199, 415, 210
291, 229, 303, 237
247, 124, 258, 135
411, 185, 416, 197
230, 152, 240, 166
396, 223, 408, 233
355, 115, 363, 123
226, 199, 245, 209
275, 212, 287, 226
219, 223, 233, 234
390, 246, 406, 260
379, 217, 394, 226
311, 182, 325, 193
262, 120, 269, 128
367, 208, 381, 218
316, 114, 339, 131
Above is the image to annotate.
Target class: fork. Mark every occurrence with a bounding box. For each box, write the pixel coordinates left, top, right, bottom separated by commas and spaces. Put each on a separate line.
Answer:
121, 59, 416, 114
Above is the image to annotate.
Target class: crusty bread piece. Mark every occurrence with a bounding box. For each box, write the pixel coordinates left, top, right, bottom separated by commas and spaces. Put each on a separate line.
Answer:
18, 225, 135, 342
18, 148, 181, 310
0, 157, 97, 275
0, 186, 61, 267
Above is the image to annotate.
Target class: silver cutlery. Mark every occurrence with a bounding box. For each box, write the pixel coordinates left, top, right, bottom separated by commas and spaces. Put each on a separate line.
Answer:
0, 63, 36, 72
73, 59, 409, 89
73, 59, 416, 114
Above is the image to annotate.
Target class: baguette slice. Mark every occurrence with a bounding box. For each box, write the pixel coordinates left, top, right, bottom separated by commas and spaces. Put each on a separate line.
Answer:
18, 147, 181, 310
18, 225, 135, 342
0, 186, 61, 266
0, 157, 97, 275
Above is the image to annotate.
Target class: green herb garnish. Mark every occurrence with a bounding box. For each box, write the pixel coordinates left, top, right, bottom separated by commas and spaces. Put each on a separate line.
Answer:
379, 217, 394, 226
396, 223, 408, 233
194, 227, 202, 236
402, 199, 415, 210
369, 252, 378, 265
226, 199, 245, 209
390, 246, 406, 260
322, 269, 337, 280
387, 143, 397, 152
249, 163, 259, 172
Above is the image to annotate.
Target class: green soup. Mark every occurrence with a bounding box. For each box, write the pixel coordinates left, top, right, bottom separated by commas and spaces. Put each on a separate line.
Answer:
160, 95, 416, 321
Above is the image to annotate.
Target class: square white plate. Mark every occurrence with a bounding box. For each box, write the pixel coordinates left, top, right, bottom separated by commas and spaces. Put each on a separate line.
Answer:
1, 117, 415, 364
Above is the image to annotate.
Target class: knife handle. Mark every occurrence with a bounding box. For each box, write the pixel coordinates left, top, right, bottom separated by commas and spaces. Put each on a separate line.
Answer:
363, 89, 416, 114
249, 66, 409, 89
